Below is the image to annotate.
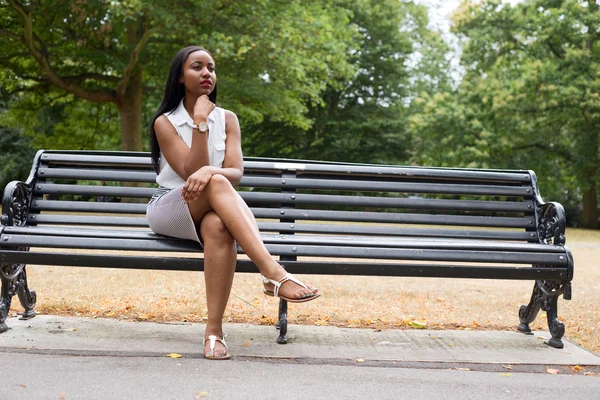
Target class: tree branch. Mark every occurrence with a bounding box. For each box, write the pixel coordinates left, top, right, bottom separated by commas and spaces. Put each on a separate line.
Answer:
545, 39, 564, 60
116, 16, 151, 98
8, 0, 116, 103
511, 141, 574, 163
10, 92, 71, 111
0, 29, 23, 41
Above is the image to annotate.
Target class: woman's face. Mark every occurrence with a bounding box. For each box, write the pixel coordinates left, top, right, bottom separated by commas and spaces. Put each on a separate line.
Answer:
180, 50, 216, 97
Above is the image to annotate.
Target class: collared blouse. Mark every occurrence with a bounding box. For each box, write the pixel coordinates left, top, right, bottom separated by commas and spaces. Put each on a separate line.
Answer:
156, 99, 227, 189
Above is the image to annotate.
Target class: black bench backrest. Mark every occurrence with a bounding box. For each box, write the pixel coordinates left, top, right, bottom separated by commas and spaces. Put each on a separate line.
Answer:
26, 150, 541, 243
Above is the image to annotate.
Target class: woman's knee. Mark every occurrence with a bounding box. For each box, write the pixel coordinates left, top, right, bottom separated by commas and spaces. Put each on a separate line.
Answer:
206, 173, 233, 193
200, 211, 233, 242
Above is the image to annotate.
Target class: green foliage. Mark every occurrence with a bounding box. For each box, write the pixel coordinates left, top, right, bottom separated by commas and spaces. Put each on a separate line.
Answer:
243, 0, 448, 164
0, 0, 357, 149
0, 125, 35, 189
409, 0, 600, 227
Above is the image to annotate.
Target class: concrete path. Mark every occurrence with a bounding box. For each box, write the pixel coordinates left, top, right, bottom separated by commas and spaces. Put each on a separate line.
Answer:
2, 315, 599, 365
1, 314, 599, 399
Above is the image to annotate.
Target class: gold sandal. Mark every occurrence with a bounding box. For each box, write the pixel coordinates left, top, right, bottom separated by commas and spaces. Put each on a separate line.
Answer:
262, 273, 321, 303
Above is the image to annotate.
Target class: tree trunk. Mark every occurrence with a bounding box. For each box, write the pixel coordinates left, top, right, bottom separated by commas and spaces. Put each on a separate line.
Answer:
116, 68, 145, 203
117, 68, 143, 152
580, 126, 599, 229
582, 182, 598, 229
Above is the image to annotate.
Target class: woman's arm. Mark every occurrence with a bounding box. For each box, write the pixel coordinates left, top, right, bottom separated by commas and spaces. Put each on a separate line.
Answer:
208, 110, 243, 185
154, 97, 214, 180
180, 110, 244, 203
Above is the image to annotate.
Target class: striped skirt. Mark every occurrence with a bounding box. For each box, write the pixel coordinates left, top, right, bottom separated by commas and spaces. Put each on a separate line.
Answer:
146, 185, 202, 247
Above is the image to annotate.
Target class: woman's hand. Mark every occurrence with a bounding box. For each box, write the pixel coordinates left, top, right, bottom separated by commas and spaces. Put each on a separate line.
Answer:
181, 166, 215, 203
193, 95, 215, 124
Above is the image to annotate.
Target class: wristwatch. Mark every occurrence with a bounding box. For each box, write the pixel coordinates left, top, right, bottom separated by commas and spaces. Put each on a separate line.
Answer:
188, 121, 208, 133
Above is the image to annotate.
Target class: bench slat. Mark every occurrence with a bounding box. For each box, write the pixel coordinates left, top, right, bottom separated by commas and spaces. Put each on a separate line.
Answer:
1, 234, 567, 265
36, 184, 155, 198
27, 214, 148, 226
252, 208, 534, 228
1, 226, 558, 252
243, 192, 533, 213
32, 200, 146, 214
37, 168, 156, 182
40, 152, 153, 167
240, 176, 534, 196
0, 249, 567, 280
245, 161, 532, 183
256, 222, 538, 241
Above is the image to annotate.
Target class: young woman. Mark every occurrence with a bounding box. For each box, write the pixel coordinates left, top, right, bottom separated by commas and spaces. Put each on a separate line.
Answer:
147, 46, 320, 360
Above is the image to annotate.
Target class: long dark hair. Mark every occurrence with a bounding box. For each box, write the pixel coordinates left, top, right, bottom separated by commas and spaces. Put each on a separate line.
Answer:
150, 46, 218, 173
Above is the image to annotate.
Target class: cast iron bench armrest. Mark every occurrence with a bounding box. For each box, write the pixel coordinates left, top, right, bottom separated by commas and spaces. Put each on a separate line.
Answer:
1, 181, 33, 227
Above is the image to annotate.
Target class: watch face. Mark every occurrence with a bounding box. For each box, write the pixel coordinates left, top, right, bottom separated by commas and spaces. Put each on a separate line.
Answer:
199, 122, 208, 132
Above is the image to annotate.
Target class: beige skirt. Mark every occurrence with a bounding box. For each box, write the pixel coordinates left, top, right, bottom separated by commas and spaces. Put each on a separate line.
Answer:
146, 185, 203, 247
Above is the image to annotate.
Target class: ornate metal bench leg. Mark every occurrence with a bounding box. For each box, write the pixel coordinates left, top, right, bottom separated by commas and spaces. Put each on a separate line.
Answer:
276, 298, 288, 344
518, 283, 542, 334
0, 262, 37, 333
544, 294, 564, 349
0, 278, 13, 333
519, 280, 566, 348
17, 267, 36, 320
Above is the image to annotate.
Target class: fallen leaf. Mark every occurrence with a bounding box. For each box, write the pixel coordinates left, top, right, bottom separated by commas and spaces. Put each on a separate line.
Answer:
546, 368, 559, 375
63, 328, 77, 332
241, 342, 251, 347
166, 353, 183, 358
499, 373, 512, 377
502, 365, 513, 370
195, 391, 208, 398
355, 358, 365, 363
18, 384, 26, 388
105, 312, 115, 317
409, 320, 427, 329
572, 365, 583, 372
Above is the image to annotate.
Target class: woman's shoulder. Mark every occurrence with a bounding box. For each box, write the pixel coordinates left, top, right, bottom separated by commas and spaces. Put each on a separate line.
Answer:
219, 108, 238, 123
154, 114, 177, 135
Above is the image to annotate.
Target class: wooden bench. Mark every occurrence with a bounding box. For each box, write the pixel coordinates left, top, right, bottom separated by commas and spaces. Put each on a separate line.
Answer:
0, 150, 573, 348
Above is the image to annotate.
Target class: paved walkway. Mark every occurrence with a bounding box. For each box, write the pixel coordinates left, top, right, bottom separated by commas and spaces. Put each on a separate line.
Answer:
2, 314, 599, 365
1, 315, 599, 399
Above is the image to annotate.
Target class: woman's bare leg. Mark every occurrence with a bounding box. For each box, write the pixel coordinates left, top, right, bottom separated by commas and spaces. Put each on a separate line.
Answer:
200, 211, 236, 357
188, 174, 317, 300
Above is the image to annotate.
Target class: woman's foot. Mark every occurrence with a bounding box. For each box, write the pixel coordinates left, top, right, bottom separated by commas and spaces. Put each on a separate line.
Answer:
262, 270, 320, 303
203, 331, 230, 360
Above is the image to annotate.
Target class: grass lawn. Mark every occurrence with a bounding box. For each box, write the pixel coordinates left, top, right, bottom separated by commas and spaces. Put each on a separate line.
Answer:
8, 228, 600, 354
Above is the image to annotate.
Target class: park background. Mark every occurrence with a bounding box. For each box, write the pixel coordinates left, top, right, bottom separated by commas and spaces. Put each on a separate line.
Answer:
1, 0, 599, 353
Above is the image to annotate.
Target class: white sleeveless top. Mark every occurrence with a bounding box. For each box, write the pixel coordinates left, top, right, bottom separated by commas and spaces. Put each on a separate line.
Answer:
156, 99, 227, 189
